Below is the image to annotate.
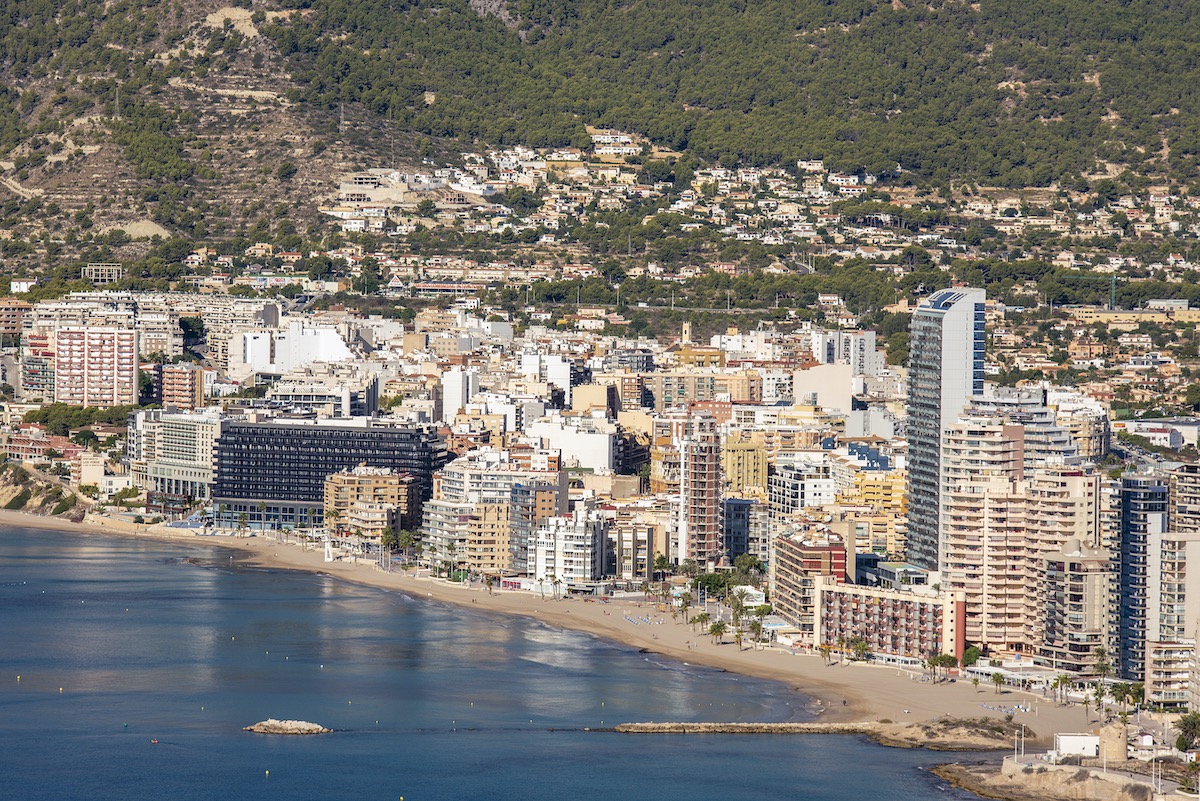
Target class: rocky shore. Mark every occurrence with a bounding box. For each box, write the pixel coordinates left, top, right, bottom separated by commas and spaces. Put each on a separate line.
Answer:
243, 719, 332, 735
933, 761, 1155, 801
868, 717, 1030, 751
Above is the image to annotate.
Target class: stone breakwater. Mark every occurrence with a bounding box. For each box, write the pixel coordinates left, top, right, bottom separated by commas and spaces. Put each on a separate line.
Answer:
243, 719, 332, 735
615, 722, 878, 734
615, 719, 1019, 751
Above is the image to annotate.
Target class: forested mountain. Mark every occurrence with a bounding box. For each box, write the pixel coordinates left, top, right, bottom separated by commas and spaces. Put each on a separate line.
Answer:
2, 0, 1200, 253
264, 0, 1200, 186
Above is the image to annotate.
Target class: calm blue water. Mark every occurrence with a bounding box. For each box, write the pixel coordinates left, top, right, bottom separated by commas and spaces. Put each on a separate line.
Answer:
0, 526, 989, 800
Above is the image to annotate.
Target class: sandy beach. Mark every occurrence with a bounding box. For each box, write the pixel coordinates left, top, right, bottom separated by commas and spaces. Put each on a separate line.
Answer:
2, 509, 1101, 743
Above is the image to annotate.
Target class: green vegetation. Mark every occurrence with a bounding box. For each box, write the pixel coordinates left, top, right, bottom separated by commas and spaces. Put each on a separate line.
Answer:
5, 489, 31, 510
263, 0, 1200, 185
51, 495, 76, 515
23, 404, 140, 436
1176, 711, 1200, 752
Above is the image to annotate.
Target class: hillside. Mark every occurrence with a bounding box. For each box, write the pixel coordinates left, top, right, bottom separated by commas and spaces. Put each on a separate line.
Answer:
1, 0, 1200, 256
0, 0, 453, 269
267, 0, 1200, 185
0, 463, 87, 523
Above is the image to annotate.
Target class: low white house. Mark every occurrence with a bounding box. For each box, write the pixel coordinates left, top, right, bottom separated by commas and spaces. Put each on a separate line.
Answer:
1053, 733, 1100, 759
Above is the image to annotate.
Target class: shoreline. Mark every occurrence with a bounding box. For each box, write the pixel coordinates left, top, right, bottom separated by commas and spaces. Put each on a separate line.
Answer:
1, 509, 1091, 741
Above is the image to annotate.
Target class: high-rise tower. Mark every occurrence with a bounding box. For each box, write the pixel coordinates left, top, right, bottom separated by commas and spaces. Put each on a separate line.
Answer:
679, 413, 722, 564
1117, 475, 1169, 680
905, 287, 986, 571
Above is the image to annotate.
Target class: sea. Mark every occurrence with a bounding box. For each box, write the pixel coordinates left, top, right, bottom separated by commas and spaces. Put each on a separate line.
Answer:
0, 526, 992, 800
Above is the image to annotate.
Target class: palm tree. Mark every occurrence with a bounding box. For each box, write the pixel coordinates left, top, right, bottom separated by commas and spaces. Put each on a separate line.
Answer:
693, 611, 711, 633
734, 628, 744, 650
851, 638, 870, 661
818, 644, 833, 665
753, 604, 771, 647
1110, 682, 1132, 715
992, 671, 1005, 696
1052, 674, 1072, 705
1175, 712, 1200, 751
731, 588, 750, 630
748, 620, 764, 650
397, 529, 416, 562
237, 511, 248, 537
1093, 684, 1106, 722
972, 676, 981, 693
1093, 645, 1112, 718
679, 591, 693, 624
709, 620, 727, 645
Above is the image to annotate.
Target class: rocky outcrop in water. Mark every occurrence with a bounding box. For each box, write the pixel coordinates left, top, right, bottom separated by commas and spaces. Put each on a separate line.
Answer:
243, 719, 331, 735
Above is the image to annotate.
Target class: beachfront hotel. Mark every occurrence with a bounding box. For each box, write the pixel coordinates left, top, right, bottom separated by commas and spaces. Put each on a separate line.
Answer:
212, 418, 447, 531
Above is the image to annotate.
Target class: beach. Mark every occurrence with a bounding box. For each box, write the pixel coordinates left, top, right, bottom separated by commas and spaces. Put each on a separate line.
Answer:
2, 508, 1097, 743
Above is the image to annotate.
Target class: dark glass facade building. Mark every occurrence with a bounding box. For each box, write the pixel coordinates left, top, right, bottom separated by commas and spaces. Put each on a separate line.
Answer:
1117, 475, 1168, 680
212, 420, 447, 530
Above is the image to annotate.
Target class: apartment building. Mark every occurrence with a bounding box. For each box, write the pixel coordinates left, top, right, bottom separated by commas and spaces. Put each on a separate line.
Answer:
609, 496, 674, 581
212, 419, 446, 530
129, 409, 227, 513
905, 287, 986, 572
679, 414, 722, 563
814, 578, 966, 663
161, 362, 205, 411
532, 504, 608, 584
721, 438, 769, 497
771, 532, 851, 645
421, 450, 566, 575
1036, 538, 1112, 673
0, 298, 31, 345
324, 465, 421, 533
53, 327, 139, 407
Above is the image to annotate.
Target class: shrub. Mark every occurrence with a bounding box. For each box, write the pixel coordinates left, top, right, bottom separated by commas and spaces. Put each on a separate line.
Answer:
51, 495, 76, 515
6, 489, 31, 510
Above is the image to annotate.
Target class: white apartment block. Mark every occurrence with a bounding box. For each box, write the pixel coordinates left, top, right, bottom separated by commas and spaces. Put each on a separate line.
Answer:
533, 505, 608, 584
128, 409, 226, 501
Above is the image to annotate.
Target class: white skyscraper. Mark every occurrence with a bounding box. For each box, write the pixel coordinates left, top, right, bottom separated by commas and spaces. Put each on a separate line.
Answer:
905, 287, 985, 572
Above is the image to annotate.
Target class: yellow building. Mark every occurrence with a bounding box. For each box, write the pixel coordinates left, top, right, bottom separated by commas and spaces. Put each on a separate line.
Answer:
721, 438, 769, 498
464, 502, 512, 575
324, 465, 420, 535
836, 469, 907, 517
